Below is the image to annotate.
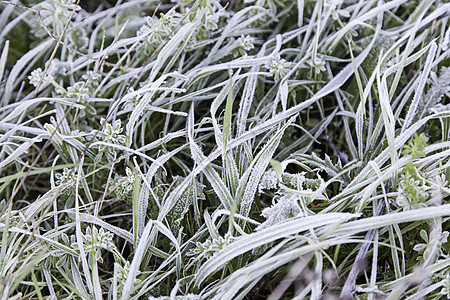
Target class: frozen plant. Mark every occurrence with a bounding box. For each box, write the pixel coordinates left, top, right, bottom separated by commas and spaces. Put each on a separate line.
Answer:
108, 167, 136, 199
413, 229, 449, 262
266, 55, 291, 81
34, 0, 81, 37
441, 274, 450, 298
396, 173, 430, 210
234, 35, 255, 56
28, 68, 54, 87
325, 0, 350, 20
64, 81, 90, 101
188, 233, 235, 260
307, 55, 327, 75
259, 169, 278, 193
75, 226, 117, 264
137, 13, 181, 54
98, 118, 126, 147
54, 167, 77, 196
67, 27, 89, 50
257, 193, 304, 231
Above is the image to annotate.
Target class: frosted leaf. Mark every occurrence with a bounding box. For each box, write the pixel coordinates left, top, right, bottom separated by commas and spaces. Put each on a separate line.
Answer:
65, 82, 90, 101
108, 167, 136, 199
238, 35, 255, 51
96, 118, 127, 155
188, 232, 235, 260
325, 0, 350, 20
69, 226, 116, 264
265, 55, 291, 81
256, 193, 303, 231
307, 55, 326, 75
136, 12, 182, 54
281, 172, 306, 189
413, 229, 449, 262
441, 274, 450, 298
258, 169, 278, 193
294, 152, 349, 184
416, 67, 450, 120
166, 176, 205, 236
28, 68, 53, 87
54, 167, 77, 196
68, 27, 89, 50
259, 169, 323, 194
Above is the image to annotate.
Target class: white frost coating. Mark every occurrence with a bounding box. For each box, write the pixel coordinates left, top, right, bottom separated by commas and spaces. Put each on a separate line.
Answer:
120, 220, 153, 300
2, 40, 53, 105
402, 41, 437, 132
194, 212, 357, 286
236, 116, 295, 220
187, 105, 234, 210
257, 193, 303, 231
137, 146, 184, 238
65, 211, 133, 243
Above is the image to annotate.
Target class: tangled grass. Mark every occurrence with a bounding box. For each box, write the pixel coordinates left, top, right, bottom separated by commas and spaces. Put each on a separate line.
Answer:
0, 0, 450, 299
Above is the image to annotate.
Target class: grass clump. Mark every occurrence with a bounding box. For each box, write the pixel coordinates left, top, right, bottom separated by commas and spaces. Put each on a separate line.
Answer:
0, 0, 450, 299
